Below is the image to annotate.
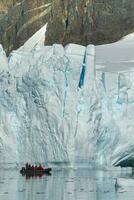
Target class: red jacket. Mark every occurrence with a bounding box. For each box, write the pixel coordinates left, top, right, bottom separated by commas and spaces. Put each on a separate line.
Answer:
31, 166, 35, 171
37, 165, 44, 170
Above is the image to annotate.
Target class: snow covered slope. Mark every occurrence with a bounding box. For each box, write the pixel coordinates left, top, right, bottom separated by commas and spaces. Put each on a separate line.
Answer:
0, 25, 134, 168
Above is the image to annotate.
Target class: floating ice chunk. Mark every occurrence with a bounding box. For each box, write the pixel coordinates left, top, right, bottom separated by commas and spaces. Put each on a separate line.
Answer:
116, 178, 134, 187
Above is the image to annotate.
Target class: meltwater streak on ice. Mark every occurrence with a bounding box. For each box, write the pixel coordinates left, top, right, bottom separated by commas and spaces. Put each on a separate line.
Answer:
78, 50, 86, 89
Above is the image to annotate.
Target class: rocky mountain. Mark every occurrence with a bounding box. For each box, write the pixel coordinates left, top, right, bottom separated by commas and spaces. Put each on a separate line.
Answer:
0, 0, 51, 53
0, 0, 134, 53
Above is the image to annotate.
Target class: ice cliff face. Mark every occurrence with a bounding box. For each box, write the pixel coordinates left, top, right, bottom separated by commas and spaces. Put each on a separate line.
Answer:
1, 26, 134, 168
0, 26, 102, 167
96, 35, 134, 168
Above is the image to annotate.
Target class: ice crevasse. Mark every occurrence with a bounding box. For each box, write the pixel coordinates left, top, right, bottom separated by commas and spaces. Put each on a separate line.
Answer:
0, 25, 134, 168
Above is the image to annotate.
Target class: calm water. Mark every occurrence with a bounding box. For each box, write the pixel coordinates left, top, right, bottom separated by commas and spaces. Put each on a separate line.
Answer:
0, 168, 134, 200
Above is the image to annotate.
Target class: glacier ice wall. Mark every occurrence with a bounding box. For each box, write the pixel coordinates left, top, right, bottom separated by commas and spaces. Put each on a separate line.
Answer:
1, 29, 134, 168
96, 67, 134, 168
0, 39, 103, 166
95, 37, 134, 168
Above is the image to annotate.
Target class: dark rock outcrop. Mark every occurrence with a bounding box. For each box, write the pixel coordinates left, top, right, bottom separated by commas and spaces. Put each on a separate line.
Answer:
46, 0, 134, 46
0, 0, 51, 53
0, 0, 134, 53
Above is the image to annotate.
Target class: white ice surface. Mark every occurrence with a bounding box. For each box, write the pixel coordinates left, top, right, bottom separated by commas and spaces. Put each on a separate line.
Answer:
96, 34, 134, 167
0, 25, 100, 167
0, 45, 8, 73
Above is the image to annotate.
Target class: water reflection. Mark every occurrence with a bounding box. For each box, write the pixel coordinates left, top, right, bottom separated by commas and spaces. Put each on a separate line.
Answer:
21, 172, 51, 180
0, 169, 134, 200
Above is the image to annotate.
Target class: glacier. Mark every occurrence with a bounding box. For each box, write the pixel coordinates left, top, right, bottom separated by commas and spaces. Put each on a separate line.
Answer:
0, 25, 134, 168
96, 34, 134, 169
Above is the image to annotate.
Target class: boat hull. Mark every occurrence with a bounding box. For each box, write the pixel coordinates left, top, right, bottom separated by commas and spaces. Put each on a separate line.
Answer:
20, 168, 52, 175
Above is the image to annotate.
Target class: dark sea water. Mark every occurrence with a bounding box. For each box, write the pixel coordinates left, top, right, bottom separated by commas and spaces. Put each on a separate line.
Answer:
0, 168, 134, 200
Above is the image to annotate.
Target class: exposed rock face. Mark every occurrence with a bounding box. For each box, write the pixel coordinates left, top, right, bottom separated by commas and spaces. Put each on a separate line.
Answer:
0, 0, 51, 53
1, 0, 134, 53
46, 0, 134, 46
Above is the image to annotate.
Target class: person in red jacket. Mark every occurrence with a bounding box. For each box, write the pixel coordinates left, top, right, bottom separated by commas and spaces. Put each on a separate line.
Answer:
37, 164, 44, 170
31, 165, 35, 171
